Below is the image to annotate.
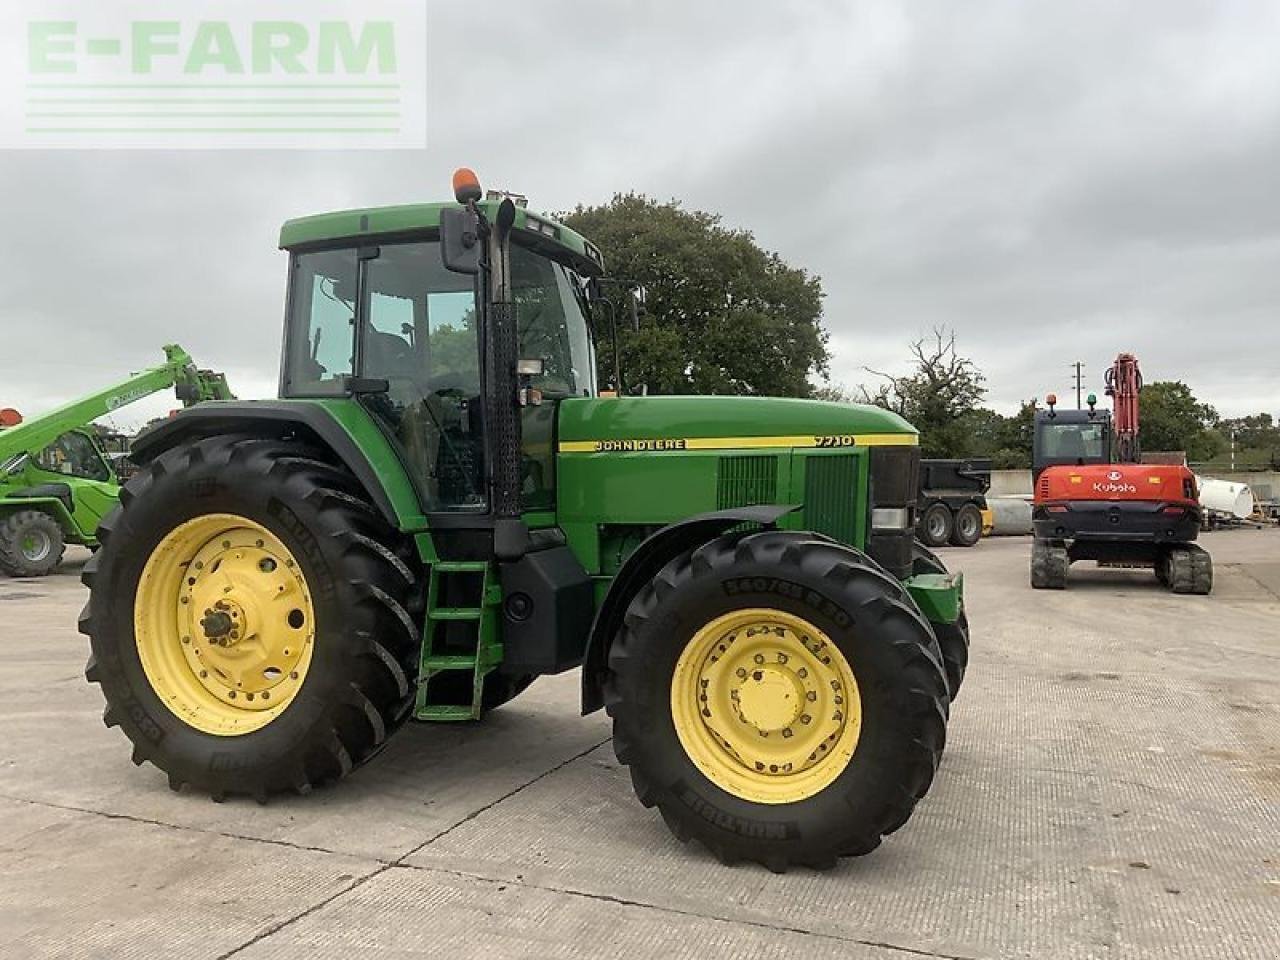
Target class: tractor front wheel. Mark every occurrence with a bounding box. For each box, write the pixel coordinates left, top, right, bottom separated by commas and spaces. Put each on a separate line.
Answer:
606, 529, 949, 871
0, 509, 65, 577
80, 436, 420, 800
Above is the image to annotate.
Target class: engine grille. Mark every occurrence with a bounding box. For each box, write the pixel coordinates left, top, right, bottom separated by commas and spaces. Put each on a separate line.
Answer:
717, 455, 778, 509
803, 454, 860, 544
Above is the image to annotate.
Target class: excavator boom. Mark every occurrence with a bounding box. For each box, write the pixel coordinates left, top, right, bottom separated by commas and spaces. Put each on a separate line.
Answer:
1103, 352, 1143, 463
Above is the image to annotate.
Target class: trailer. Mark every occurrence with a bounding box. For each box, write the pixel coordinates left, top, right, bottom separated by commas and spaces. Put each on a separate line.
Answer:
917, 458, 991, 547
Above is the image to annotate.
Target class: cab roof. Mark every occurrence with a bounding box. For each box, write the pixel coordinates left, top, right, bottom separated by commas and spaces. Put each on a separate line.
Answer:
278, 200, 604, 276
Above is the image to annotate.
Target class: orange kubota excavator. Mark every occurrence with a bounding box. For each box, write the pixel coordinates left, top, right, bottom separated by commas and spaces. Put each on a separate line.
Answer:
1030, 353, 1212, 594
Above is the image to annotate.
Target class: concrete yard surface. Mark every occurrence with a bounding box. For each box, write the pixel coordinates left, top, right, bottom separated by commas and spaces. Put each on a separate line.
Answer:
1, 531, 1277, 959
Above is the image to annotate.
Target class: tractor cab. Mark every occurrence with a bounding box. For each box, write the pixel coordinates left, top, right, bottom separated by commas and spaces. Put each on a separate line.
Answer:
1032, 393, 1112, 479
278, 170, 606, 540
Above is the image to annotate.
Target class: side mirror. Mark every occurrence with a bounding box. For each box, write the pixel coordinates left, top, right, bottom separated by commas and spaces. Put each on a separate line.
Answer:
440, 207, 481, 275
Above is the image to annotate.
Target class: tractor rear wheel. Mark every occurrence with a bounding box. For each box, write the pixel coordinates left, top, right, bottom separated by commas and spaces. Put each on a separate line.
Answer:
1030, 538, 1069, 589
606, 529, 949, 871
949, 504, 983, 548
911, 541, 970, 700
918, 503, 953, 548
0, 509, 65, 577
80, 436, 420, 800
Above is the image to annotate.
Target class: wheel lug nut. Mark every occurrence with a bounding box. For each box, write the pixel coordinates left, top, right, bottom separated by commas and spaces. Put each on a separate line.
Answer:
753, 654, 765, 665
800, 714, 812, 724
806, 691, 817, 702
797, 668, 807, 679
735, 668, 747, 679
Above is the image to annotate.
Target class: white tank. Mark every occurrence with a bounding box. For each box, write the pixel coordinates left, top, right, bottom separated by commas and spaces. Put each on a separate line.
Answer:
1195, 476, 1255, 519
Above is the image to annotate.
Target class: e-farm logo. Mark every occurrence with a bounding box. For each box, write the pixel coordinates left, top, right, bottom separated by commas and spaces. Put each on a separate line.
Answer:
1, 1, 425, 149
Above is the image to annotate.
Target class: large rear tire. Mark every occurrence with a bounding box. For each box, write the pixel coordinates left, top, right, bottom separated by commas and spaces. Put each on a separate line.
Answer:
80, 436, 420, 799
911, 541, 970, 700
0, 509, 65, 577
606, 529, 949, 871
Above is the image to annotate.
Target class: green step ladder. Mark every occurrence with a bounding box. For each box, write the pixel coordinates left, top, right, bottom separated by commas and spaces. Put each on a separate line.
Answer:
414, 560, 503, 721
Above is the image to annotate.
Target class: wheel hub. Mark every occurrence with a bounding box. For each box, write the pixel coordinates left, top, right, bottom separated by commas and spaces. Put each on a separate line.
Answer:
671, 608, 862, 804
21, 531, 50, 562
735, 665, 804, 733
134, 514, 315, 736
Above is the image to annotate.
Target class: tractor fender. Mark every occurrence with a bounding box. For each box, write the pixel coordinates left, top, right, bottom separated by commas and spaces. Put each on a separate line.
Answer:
580, 504, 797, 715
130, 402, 402, 529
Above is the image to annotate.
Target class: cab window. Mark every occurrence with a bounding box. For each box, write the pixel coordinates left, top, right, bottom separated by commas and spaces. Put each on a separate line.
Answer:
36, 431, 111, 482
1043, 422, 1106, 460
360, 241, 486, 512
283, 249, 358, 396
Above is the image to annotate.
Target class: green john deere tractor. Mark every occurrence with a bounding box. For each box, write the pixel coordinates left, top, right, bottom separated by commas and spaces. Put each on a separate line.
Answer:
82, 170, 967, 870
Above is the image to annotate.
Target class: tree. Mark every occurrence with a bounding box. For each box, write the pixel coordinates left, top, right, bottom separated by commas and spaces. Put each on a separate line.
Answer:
560, 195, 828, 396
1209, 413, 1280, 470
1138, 380, 1224, 463
858, 329, 988, 458
958, 400, 1037, 468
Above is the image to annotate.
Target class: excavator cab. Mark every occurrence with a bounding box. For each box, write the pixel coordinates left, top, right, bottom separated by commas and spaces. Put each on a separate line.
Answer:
1032, 407, 1112, 478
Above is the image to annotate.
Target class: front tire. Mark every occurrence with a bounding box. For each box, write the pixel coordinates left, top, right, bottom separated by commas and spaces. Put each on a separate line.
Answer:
80, 436, 420, 799
0, 510, 65, 577
606, 529, 949, 871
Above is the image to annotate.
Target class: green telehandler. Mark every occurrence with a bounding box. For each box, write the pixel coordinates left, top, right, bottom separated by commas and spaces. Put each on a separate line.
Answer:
81, 171, 967, 870
0, 345, 232, 576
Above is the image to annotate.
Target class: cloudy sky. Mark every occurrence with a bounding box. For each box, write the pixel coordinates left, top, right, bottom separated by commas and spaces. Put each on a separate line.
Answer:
2, 0, 1278, 430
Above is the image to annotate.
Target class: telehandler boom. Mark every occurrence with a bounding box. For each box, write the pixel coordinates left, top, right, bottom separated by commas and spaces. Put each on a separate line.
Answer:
0, 345, 232, 576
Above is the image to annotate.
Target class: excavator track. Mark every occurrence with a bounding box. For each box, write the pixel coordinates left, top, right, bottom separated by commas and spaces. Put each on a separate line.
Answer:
1160, 544, 1213, 595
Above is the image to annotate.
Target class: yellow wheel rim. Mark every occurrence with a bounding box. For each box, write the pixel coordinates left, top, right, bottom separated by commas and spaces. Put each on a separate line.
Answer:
134, 514, 316, 737
671, 608, 862, 804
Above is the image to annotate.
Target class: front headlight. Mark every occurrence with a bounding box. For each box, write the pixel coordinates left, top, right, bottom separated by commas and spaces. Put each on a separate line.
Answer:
871, 507, 911, 530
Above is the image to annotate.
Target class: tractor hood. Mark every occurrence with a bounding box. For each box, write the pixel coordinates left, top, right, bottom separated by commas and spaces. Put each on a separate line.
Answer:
557, 396, 917, 453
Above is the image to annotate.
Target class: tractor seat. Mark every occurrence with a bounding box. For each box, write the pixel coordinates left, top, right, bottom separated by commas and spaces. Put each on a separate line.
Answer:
6, 483, 74, 513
